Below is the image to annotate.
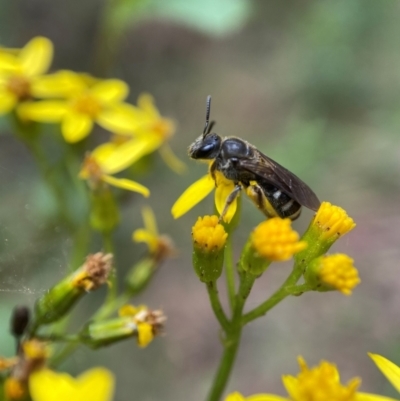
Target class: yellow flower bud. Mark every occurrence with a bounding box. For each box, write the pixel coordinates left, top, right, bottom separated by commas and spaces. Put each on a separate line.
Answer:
313, 202, 356, 241
191, 215, 228, 282
240, 218, 306, 275
306, 254, 360, 295
252, 218, 307, 261
295, 202, 356, 267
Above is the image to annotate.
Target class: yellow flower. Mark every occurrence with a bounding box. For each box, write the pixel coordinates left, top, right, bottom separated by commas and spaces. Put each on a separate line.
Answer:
311, 201, 356, 242
316, 254, 360, 295
295, 202, 356, 266
89, 93, 185, 174
29, 368, 114, 401
226, 356, 400, 401
132, 206, 175, 261
192, 215, 228, 253
4, 377, 26, 400
252, 218, 307, 262
191, 215, 227, 282
0, 37, 53, 114
118, 305, 165, 348
172, 167, 237, 223
79, 153, 149, 196
17, 71, 134, 143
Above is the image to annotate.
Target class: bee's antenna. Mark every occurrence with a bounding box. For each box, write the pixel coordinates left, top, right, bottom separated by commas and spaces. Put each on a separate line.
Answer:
203, 95, 215, 137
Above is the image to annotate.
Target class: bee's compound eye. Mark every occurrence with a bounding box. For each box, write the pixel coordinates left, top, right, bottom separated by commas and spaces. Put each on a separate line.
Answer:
193, 134, 221, 159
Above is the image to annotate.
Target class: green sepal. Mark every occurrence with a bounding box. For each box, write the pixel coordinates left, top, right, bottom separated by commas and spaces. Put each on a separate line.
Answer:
34, 278, 84, 325
80, 317, 137, 349
239, 239, 271, 276
192, 246, 224, 283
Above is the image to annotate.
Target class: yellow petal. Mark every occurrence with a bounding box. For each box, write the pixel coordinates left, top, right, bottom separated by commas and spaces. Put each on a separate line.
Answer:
356, 393, 400, 401
101, 174, 150, 197
142, 206, 158, 236
17, 101, 68, 122
62, 110, 93, 143
29, 368, 114, 401
31, 70, 87, 98
99, 136, 163, 175
97, 103, 143, 134
0, 90, 16, 114
90, 79, 129, 103
214, 178, 237, 223
159, 143, 186, 174
118, 304, 139, 317
133, 228, 157, 246
19, 37, 53, 77
369, 353, 400, 393
138, 93, 160, 118
225, 393, 246, 401
0, 53, 19, 72
91, 142, 119, 164
171, 174, 215, 219
137, 322, 154, 348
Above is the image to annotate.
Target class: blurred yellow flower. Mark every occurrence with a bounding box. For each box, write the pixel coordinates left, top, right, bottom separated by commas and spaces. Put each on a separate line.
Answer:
18, 71, 134, 143
225, 356, 400, 401
172, 168, 237, 223
29, 368, 114, 401
118, 304, 160, 348
93, 93, 185, 173
79, 153, 149, 196
133, 206, 175, 260
0, 37, 53, 115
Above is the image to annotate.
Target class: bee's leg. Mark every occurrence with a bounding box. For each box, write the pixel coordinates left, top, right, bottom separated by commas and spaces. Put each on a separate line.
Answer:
219, 183, 242, 223
210, 162, 217, 186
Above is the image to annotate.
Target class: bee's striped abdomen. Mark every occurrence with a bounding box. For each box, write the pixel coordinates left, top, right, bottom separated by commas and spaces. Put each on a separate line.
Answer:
245, 181, 301, 220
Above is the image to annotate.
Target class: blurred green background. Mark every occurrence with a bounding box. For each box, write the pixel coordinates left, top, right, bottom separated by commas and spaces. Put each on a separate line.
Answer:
1, 0, 400, 399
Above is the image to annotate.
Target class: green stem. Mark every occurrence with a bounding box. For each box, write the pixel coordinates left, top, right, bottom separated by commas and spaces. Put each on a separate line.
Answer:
206, 273, 255, 401
241, 260, 307, 325
224, 237, 236, 313
206, 281, 230, 332
103, 232, 117, 303
50, 342, 80, 368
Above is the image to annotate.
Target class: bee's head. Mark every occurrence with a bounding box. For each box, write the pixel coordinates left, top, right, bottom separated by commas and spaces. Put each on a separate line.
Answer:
188, 95, 221, 160
188, 133, 221, 160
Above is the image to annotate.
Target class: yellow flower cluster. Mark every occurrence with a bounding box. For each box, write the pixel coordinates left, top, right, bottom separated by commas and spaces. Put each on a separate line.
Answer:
226, 353, 400, 401
311, 201, 356, 242
192, 215, 228, 253
251, 218, 307, 262
0, 36, 185, 196
317, 254, 360, 295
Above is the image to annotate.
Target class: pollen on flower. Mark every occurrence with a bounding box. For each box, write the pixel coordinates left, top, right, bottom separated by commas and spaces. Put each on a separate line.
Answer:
72, 253, 113, 291
6, 75, 31, 100
79, 154, 103, 182
283, 356, 360, 401
192, 215, 228, 252
72, 93, 101, 117
318, 254, 360, 295
312, 202, 356, 241
252, 218, 307, 261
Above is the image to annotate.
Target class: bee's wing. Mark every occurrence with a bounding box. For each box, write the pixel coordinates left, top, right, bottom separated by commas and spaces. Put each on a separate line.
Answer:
237, 153, 321, 211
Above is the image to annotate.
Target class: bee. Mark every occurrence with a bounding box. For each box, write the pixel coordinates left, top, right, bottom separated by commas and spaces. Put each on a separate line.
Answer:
188, 96, 321, 221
